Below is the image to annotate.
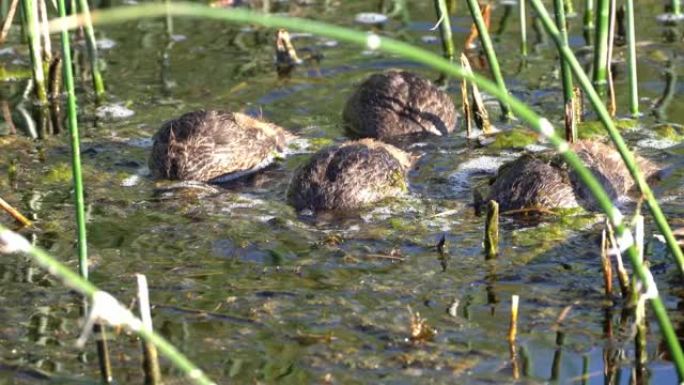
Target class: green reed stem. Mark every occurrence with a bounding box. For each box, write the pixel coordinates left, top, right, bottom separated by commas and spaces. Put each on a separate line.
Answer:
625, 0, 638, 117
47, 2, 684, 379
433, 0, 454, 63
554, 0, 576, 142
672, 0, 681, 16
592, 0, 609, 98
20, 0, 48, 104
583, 0, 593, 45
77, 0, 105, 99
57, 0, 88, 279
564, 0, 575, 16
464, 0, 513, 120
530, 0, 684, 378
520, 0, 527, 57
0, 226, 217, 385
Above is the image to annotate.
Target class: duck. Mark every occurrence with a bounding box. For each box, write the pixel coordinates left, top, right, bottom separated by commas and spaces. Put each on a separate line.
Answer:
342, 70, 458, 140
485, 140, 659, 213
287, 139, 414, 212
149, 110, 295, 183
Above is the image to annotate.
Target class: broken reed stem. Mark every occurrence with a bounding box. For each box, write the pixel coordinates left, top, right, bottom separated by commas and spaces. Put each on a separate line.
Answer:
20, 0, 48, 104
634, 297, 648, 381
509, 294, 520, 380
606, 0, 616, 117
484, 200, 499, 258
600, 228, 613, 297
433, 0, 454, 64
519, 0, 527, 58
592, 0, 609, 99
508, 295, 519, 342
137, 274, 163, 385
94, 323, 113, 384
460, 75, 472, 137
38, 0, 51, 62
553, 0, 576, 142
633, 214, 644, 262
606, 219, 630, 298
0, 0, 19, 44
652, 59, 677, 122
0, 196, 32, 227
77, 0, 106, 99
625, 0, 639, 117
465, 0, 513, 120
460, 53, 490, 134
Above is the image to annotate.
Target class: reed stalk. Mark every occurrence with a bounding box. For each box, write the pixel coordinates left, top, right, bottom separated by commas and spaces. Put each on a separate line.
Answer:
553, 0, 576, 142
672, 0, 681, 16
77, 0, 105, 99
529, 0, 684, 377
592, 0, 609, 98
484, 200, 499, 258
20, 0, 48, 104
0, 196, 32, 227
582, 0, 593, 45
606, 0, 616, 117
519, 0, 527, 58
46, 2, 684, 377
137, 274, 162, 385
464, 0, 513, 120
564, 0, 575, 16
57, 0, 88, 280
0, 0, 19, 44
433, 0, 454, 63
600, 228, 613, 297
508, 295, 519, 342
625, 0, 638, 117
37, 0, 51, 61
652, 59, 676, 121
0, 225, 217, 385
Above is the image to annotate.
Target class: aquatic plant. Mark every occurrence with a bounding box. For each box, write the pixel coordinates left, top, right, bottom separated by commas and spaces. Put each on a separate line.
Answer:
0, 225, 217, 385
35, 1, 684, 380
464, 0, 512, 120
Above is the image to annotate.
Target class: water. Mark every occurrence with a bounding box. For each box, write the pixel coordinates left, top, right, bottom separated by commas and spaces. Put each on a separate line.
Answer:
0, 1, 683, 384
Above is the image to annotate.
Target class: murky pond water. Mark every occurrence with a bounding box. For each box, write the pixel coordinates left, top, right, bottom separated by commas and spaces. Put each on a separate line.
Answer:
1, 0, 684, 383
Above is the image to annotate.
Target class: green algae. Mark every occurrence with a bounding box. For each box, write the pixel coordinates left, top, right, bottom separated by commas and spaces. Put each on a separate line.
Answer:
490, 127, 539, 149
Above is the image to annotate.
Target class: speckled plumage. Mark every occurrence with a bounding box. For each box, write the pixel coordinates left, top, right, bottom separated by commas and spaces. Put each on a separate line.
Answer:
287, 139, 414, 211
487, 140, 659, 212
342, 71, 457, 140
149, 110, 294, 182
568, 140, 659, 210
487, 154, 579, 211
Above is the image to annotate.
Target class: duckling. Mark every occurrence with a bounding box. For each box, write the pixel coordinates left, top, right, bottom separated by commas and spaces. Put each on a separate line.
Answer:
485, 140, 659, 213
342, 70, 457, 140
287, 139, 414, 212
149, 110, 295, 183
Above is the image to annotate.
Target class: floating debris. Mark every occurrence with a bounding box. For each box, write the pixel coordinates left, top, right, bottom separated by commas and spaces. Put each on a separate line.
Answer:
354, 12, 389, 25
95, 103, 135, 120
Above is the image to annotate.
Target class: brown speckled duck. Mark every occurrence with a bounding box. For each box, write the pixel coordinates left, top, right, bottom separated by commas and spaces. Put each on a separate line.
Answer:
342, 70, 457, 140
486, 140, 659, 213
149, 110, 295, 183
287, 139, 414, 212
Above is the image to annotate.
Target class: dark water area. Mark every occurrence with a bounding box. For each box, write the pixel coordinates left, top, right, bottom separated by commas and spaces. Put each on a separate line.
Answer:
0, 0, 683, 384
